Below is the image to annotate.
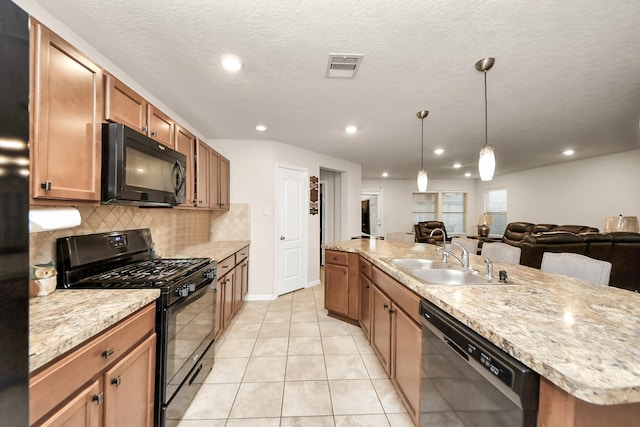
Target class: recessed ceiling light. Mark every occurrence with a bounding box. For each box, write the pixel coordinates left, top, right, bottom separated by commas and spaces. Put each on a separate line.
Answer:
256, 124, 267, 132
382, 172, 388, 177
346, 125, 358, 134
221, 55, 242, 72
453, 163, 462, 169
563, 149, 575, 156
464, 172, 472, 177
434, 148, 444, 155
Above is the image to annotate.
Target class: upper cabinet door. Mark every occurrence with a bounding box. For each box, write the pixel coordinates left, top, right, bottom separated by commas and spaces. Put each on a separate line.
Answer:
147, 105, 175, 148
105, 73, 148, 133
196, 139, 211, 208
30, 19, 103, 202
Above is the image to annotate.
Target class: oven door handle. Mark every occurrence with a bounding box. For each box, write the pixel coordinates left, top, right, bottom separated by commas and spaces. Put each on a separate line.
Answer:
171, 279, 215, 309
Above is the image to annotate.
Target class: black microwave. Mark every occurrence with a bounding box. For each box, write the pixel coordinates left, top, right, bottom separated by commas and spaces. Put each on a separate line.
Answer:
101, 123, 187, 207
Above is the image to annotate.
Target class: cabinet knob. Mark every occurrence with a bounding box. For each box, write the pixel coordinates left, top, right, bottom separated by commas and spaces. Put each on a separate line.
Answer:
366, 284, 370, 289
40, 181, 52, 191
280, 235, 285, 240
142, 125, 148, 132
111, 376, 122, 387
92, 393, 104, 405
388, 308, 395, 314
383, 304, 389, 309
150, 130, 157, 137
102, 349, 115, 359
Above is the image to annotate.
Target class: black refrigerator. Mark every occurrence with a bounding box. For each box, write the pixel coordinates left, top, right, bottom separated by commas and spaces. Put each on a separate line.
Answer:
0, 0, 30, 425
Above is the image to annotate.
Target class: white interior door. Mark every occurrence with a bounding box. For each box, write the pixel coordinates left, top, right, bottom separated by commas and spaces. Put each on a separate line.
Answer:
276, 165, 308, 296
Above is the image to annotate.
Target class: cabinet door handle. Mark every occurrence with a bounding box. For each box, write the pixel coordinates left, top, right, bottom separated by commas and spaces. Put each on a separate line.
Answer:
92, 392, 104, 405
222, 265, 229, 269
388, 308, 395, 314
142, 125, 148, 132
102, 349, 115, 359
40, 181, 52, 191
111, 376, 122, 387
383, 304, 389, 309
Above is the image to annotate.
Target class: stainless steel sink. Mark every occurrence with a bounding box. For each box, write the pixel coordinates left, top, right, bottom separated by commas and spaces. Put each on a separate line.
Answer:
409, 268, 490, 285
388, 258, 450, 270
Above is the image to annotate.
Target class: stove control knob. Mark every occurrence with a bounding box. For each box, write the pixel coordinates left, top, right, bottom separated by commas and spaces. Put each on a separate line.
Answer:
175, 286, 189, 297
188, 282, 196, 292
203, 269, 216, 280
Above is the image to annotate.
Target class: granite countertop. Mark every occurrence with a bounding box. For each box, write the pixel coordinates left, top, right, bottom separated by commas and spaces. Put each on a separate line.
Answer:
324, 239, 640, 405
164, 240, 250, 261
29, 289, 160, 373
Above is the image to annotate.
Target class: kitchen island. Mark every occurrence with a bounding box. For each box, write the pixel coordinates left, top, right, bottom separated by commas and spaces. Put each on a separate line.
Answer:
324, 239, 640, 427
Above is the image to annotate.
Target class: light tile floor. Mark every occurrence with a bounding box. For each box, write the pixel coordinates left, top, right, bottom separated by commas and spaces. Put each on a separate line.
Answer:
168, 283, 415, 427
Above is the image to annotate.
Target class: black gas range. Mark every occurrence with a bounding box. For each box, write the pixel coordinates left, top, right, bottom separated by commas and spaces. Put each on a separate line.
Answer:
56, 228, 218, 427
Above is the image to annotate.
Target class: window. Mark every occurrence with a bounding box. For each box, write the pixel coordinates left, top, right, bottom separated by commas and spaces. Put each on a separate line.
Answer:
485, 188, 508, 236
441, 192, 467, 234
412, 192, 437, 224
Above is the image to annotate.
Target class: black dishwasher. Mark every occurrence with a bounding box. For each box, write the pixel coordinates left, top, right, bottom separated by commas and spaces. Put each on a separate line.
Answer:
420, 300, 539, 427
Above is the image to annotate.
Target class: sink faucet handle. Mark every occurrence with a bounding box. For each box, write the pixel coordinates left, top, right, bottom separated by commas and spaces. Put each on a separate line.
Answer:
484, 258, 494, 280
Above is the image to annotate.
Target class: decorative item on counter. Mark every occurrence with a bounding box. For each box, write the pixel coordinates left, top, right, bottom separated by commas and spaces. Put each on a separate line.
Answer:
476, 213, 493, 237
310, 175, 319, 215
29, 261, 57, 297
604, 214, 640, 233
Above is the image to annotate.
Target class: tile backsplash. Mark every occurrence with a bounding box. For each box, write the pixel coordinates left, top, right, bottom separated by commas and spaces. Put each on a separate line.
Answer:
30, 203, 251, 264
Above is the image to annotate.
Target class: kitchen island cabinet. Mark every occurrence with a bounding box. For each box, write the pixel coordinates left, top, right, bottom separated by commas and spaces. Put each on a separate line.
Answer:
30, 19, 103, 204
324, 249, 359, 322
29, 293, 159, 427
324, 239, 640, 427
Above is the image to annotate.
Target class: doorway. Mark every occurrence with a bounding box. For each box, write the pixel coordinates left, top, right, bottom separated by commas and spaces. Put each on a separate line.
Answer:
361, 189, 383, 238
276, 165, 308, 296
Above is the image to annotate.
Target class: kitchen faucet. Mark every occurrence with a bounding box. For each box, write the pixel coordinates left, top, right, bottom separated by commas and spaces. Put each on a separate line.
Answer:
429, 228, 445, 239
437, 241, 469, 269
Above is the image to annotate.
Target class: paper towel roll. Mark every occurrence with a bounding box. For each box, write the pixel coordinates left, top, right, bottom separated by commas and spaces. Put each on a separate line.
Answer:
29, 207, 82, 233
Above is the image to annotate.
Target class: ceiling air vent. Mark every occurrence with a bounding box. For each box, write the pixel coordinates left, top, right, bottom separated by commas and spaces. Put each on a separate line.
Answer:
326, 54, 364, 79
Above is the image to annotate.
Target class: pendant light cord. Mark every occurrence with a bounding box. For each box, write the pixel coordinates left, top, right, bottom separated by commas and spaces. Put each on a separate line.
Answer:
484, 70, 488, 147
421, 118, 424, 168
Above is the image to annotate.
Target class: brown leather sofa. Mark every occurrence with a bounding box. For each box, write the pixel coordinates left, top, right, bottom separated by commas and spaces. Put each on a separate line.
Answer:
414, 221, 448, 244
500, 222, 640, 291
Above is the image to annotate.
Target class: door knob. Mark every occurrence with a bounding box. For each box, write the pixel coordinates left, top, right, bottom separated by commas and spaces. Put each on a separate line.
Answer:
280, 235, 285, 240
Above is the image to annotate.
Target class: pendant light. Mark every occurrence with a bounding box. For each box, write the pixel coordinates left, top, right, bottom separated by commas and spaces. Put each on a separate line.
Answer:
416, 110, 429, 192
476, 57, 495, 181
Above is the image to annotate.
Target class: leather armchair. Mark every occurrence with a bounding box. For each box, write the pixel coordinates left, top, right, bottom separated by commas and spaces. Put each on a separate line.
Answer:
502, 222, 534, 246
414, 221, 447, 244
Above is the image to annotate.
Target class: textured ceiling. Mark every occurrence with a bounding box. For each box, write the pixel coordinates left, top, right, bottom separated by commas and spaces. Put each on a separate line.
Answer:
35, 0, 640, 179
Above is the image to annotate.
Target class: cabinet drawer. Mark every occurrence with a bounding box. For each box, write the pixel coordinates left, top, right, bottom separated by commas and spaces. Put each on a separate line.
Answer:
359, 256, 372, 278
218, 254, 235, 276
30, 304, 155, 425
236, 246, 249, 263
326, 250, 349, 266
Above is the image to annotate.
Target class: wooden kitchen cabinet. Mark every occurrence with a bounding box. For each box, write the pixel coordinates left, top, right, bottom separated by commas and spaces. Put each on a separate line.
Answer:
30, 304, 156, 427
39, 379, 102, 427
196, 139, 211, 208
105, 73, 175, 148
371, 266, 422, 424
30, 19, 103, 203
324, 250, 359, 322
215, 246, 250, 338
147, 105, 175, 148
175, 125, 197, 207
371, 284, 392, 374
209, 147, 230, 210
358, 257, 373, 340
104, 334, 156, 427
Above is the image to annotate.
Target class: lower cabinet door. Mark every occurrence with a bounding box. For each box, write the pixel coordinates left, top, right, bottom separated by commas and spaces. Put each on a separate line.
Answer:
392, 305, 421, 423
104, 334, 156, 427
324, 263, 349, 315
40, 378, 103, 427
371, 285, 392, 375
358, 274, 372, 340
